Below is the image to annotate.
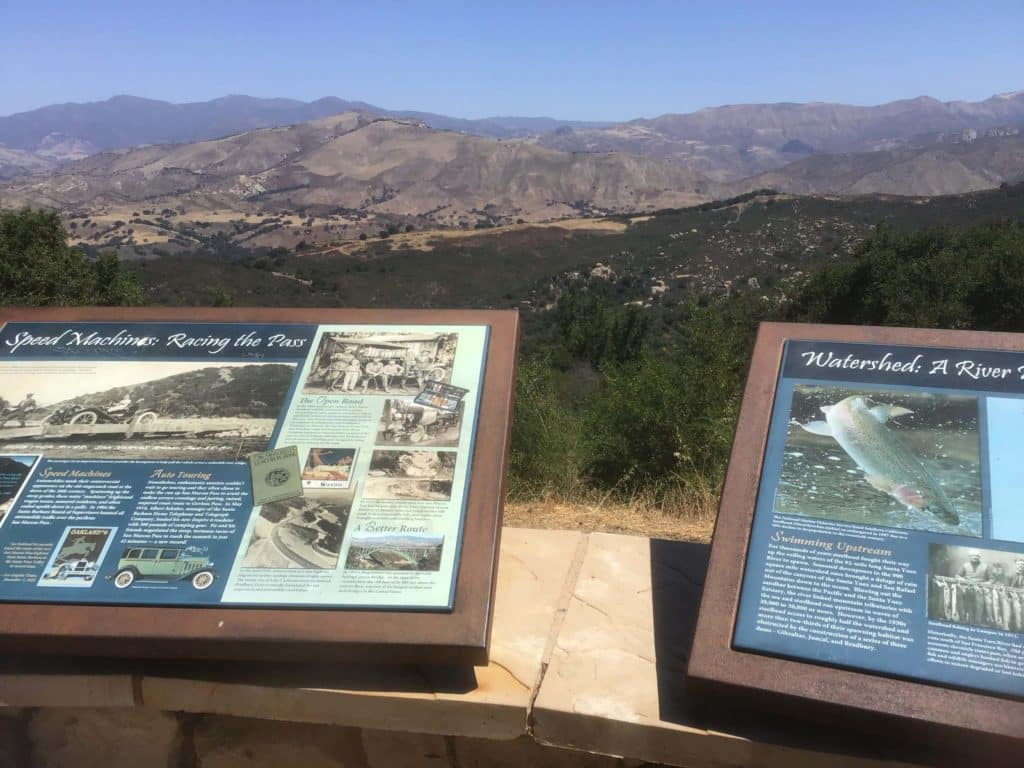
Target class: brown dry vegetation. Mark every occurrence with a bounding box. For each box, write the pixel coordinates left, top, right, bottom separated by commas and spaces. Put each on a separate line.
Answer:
314, 216, 628, 256
504, 485, 718, 542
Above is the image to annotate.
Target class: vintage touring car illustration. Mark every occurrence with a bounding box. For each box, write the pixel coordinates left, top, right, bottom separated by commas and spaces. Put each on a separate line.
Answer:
109, 545, 216, 590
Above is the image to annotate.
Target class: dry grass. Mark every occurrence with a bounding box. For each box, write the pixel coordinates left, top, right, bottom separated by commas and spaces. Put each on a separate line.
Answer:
308, 216, 628, 256
63, 204, 627, 253
69, 221, 175, 246
503, 485, 718, 542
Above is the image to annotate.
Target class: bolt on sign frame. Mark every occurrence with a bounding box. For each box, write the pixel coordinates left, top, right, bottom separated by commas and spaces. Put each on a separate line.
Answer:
0, 307, 518, 665
689, 323, 1024, 765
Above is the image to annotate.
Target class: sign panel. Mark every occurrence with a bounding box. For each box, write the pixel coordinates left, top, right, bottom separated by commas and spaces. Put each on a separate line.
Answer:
688, 324, 1024, 762
734, 338, 1024, 699
0, 308, 517, 664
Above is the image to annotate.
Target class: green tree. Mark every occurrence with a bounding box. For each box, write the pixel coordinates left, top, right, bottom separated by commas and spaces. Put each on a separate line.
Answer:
0, 208, 142, 306
786, 222, 1024, 331
554, 289, 651, 367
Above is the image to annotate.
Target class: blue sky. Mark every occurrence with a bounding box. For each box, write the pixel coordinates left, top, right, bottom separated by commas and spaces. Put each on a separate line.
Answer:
2, 1, 1022, 119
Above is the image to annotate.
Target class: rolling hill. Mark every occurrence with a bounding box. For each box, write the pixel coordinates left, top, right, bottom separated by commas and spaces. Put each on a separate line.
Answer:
737, 134, 1024, 196
536, 92, 1024, 181
0, 95, 611, 178
133, 183, 1024, 312
0, 112, 719, 225
3, 90, 1021, 187
2, 92, 1023, 252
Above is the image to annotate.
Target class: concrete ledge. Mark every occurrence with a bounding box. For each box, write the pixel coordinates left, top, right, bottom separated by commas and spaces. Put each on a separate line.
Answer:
0, 668, 135, 708
136, 528, 584, 740
0, 528, 933, 767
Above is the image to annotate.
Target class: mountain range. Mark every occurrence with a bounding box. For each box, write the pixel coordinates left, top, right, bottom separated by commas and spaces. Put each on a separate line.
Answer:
0, 94, 611, 176
0, 112, 716, 225
535, 92, 1024, 180
1, 92, 1023, 241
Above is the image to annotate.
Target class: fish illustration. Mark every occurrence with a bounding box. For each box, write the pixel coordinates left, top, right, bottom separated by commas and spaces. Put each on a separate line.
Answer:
799, 395, 960, 526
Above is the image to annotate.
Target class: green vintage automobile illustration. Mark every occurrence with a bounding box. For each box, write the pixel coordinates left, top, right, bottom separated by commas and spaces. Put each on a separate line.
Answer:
108, 546, 216, 590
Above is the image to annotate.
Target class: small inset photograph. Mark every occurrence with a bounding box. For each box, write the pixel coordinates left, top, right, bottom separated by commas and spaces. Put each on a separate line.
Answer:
37, 526, 116, 588
242, 488, 354, 569
303, 332, 458, 395
301, 447, 357, 489
376, 400, 462, 448
0, 454, 40, 527
413, 381, 469, 413
985, 397, 1024, 543
775, 385, 981, 536
928, 544, 1024, 633
345, 532, 444, 571
363, 450, 456, 501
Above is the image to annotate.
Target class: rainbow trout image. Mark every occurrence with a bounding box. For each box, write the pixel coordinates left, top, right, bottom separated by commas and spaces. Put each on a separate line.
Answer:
799, 395, 960, 526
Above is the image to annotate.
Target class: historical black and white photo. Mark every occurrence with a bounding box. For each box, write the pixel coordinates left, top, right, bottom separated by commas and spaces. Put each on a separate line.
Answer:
304, 332, 458, 395
376, 399, 462, 448
928, 544, 1024, 633
0, 361, 296, 460
241, 488, 353, 569
364, 449, 457, 501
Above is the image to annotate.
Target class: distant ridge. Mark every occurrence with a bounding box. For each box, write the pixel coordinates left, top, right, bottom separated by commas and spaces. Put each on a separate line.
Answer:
2, 91, 1022, 226
0, 112, 717, 224
537, 92, 1024, 181
0, 95, 370, 152
4, 90, 1021, 182
0, 94, 610, 156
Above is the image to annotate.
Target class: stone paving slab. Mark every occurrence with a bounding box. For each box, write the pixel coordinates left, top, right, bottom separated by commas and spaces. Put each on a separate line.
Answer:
138, 527, 585, 740
531, 533, 925, 768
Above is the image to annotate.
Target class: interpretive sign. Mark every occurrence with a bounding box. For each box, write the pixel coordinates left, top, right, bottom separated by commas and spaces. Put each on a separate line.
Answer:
688, 323, 1024, 761
0, 308, 518, 664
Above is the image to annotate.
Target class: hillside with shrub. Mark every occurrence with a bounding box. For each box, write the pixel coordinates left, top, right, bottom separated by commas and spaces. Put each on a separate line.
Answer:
2, 189, 1023, 531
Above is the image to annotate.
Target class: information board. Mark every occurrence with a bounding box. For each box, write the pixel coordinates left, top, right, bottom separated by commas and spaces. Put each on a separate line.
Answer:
688, 323, 1024, 762
0, 308, 518, 664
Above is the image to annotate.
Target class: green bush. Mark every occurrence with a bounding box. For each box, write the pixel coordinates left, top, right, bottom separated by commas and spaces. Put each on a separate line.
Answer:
507, 357, 585, 498
0, 208, 142, 306
581, 295, 767, 493
510, 289, 769, 501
